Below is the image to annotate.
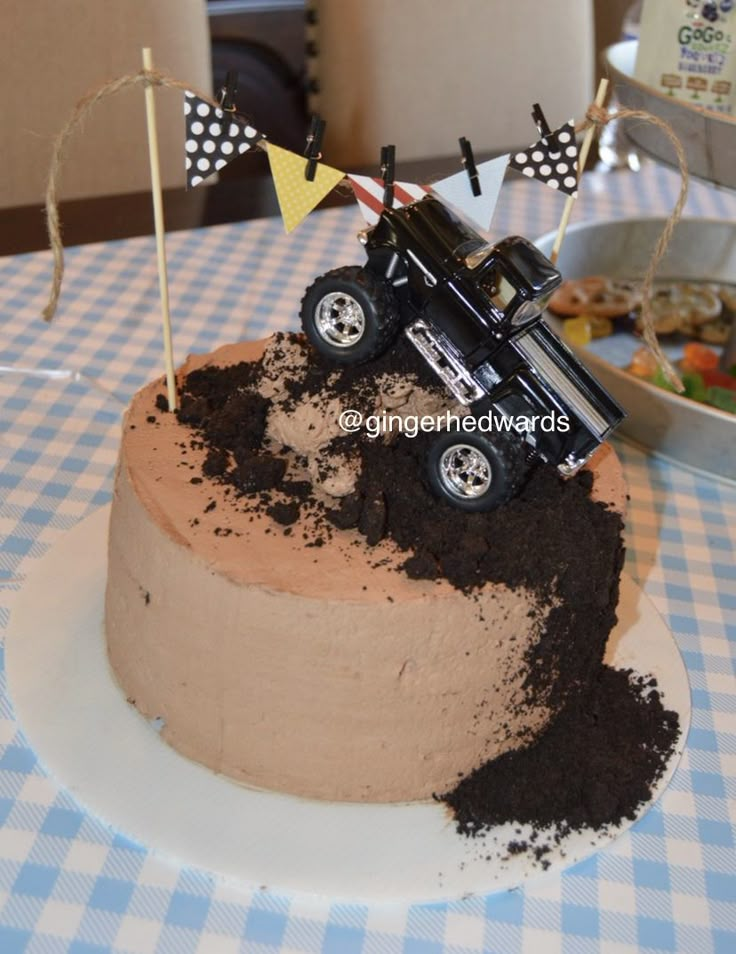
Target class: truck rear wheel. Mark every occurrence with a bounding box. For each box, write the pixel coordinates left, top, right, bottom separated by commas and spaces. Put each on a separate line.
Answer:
300, 265, 399, 365
426, 430, 526, 512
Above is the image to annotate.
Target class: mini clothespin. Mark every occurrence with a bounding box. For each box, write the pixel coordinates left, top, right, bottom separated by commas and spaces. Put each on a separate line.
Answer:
531, 102, 551, 138
304, 114, 326, 181
531, 102, 558, 151
219, 70, 238, 112
459, 137, 481, 196
380, 144, 395, 207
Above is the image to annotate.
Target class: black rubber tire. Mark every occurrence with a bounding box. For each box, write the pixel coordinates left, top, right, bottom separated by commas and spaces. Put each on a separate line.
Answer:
426, 429, 527, 512
300, 265, 400, 365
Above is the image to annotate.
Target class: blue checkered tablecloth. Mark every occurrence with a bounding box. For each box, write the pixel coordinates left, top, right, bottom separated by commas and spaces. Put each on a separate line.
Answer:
1, 163, 735, 953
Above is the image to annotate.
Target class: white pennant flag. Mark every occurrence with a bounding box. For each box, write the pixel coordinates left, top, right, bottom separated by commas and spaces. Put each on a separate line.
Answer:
430, 154, 509, 232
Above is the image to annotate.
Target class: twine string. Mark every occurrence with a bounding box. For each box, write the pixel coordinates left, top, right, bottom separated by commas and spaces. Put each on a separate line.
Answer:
43, 74, 689, 393
43, 69, 225, 322
576, 103, 689, 391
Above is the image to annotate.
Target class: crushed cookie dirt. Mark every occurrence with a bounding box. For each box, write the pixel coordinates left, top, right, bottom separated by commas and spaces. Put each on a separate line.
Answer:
442, 666, 680, 837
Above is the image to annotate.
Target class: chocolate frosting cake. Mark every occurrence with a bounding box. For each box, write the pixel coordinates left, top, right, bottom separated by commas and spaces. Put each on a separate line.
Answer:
105, 334, 628, 803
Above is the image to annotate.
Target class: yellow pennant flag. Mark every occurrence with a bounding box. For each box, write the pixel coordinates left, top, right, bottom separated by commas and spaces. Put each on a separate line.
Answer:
266, 142, 345, 233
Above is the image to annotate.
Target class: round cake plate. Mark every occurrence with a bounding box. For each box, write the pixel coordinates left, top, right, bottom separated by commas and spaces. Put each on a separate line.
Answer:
5, 507, 690, 904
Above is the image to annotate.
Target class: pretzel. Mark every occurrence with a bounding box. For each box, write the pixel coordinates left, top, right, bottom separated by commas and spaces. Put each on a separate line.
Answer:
548, 277, 639, 318
717, 283, 736, 312
636, 282, 723, 337
698, 320, 731, 345
678, 284, 722, 325
637, 304, 681, 336
548, 277, 608, 316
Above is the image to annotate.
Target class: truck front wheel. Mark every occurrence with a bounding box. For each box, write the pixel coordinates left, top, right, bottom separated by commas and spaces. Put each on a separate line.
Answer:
300, 265, 399, 365
426, 430, 526, 512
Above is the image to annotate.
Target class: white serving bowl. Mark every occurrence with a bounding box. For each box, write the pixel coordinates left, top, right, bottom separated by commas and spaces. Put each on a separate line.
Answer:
605, 41, 736, 192
535, 217, 736, 484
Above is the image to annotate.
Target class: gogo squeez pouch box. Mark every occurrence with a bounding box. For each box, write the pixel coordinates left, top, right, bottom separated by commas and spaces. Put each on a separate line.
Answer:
635, 0, 735, 114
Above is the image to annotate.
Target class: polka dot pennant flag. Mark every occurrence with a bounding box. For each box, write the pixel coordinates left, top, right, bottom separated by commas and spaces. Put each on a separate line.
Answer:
347, 175, 430, 226
184, 91, 263, 188
266, 142, 345, 233
430, 154, 510, 232
508, 120, 579, 198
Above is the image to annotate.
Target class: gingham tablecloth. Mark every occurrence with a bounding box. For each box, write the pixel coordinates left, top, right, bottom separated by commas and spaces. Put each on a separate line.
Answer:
1, 163, 735, 954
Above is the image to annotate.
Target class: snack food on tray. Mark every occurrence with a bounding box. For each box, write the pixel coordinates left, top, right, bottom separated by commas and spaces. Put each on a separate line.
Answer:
549, 276, 736, 414
629, 341, 736, 413
550, 277, 735, 340
548, 276, 641, 318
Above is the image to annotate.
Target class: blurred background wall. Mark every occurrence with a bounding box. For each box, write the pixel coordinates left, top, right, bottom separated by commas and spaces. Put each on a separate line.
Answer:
0, 0, 212, 208
212, 0, 633, 168
1, 0, 633, 208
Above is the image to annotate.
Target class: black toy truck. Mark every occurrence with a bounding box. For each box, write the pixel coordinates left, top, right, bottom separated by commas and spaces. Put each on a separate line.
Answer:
300, 196, 625, 511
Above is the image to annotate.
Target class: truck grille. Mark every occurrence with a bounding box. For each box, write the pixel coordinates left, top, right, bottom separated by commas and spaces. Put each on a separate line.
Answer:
405, 320, 485, 405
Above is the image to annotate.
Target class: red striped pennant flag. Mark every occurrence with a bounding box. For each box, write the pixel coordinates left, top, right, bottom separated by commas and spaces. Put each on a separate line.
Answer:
347, 175, 430, 225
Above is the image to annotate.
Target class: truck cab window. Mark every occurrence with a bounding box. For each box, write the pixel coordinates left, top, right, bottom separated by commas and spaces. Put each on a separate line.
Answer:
480, 269, 516, 314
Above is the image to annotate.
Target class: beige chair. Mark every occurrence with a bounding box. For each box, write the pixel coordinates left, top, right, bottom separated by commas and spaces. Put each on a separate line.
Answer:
0, 0, 212, 208
309, 0, 596, 167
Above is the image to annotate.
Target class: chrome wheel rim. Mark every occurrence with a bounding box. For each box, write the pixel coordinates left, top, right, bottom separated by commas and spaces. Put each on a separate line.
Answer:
314, 292, 366, 348
439, 444, 492, 499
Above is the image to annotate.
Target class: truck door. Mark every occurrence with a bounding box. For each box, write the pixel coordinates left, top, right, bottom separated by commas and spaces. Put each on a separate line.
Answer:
423, 267, 498, 358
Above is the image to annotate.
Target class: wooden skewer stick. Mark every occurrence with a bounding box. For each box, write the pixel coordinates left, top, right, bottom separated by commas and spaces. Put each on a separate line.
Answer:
142, 47, 177, 411
550, 78, 609, 266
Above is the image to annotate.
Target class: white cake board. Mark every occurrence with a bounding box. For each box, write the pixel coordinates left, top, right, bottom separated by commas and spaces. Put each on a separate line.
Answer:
5, 507, 690, 904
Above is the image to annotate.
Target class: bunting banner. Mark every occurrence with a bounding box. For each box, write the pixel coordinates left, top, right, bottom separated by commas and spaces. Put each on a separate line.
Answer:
508, 121, 579, 198
266, 142, 345, 233
184, 91, 263, 188
430, 154, 510, 232
347, 175, 431, 226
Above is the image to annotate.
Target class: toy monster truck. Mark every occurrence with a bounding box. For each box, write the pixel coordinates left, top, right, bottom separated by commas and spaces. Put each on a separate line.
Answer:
300, 196, 624, 511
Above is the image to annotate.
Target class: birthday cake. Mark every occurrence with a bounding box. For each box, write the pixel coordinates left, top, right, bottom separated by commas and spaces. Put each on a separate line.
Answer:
104, 333, 628, 804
